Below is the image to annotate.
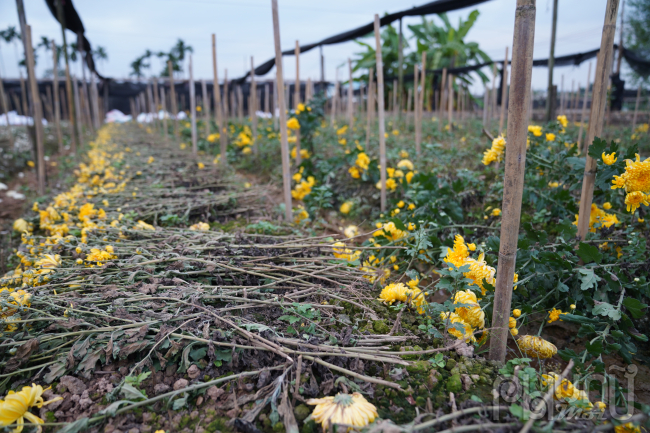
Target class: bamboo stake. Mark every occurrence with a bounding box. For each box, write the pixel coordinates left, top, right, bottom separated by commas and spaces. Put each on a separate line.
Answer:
291, 47, 299, 164
51, 40, 63, 151
91, 71, 100, 129
392, 79, 398, 118
24, 25, 46, 194
201, 79, 210, 139
374, 14, 387, 213
576, 0, 620, 241
43, 88, 53, 121
560, 74, 566, 115
212, 34, 227, 163
59, 88, 67, 121
490, 63, 498, 125
414, 64, 419, 144
264, 84, 270, 113
499, 47, 509, 133
447, 74, 454, 128
273, 75, 278, 129
251, 57, 259, 154
398, 17, 404, 119
331, 79, 340, 127
189, 55, 197, 155
438, 68, 447, 131
146, 82, 155, 126
632, 86, 641, 131
168, 61, 179, 138
482, 83, 489, 128
19, 73, 28, 117
418, 52, 426, 152
569, 79, 575, 122
577, 62, 592, 150
347, 58, 353, 132
237, 86, 244, 121
160, 87, 168, 136
271, 0, 293, 222
365, 68, 373, 145
152, 78, 160, 129
223, 68, 230, 120
488, 0, 537, 364
72, 76, 83, 145
0, 71, 14, 149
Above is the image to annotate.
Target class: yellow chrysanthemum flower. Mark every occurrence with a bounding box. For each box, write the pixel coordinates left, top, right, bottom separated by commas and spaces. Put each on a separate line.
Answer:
482, 135, 506, 165
339, 201, 353, 215
602, 152, 617, 165
307, 393, 377, 430
287, 117, 300, 130
0, 384, 62, 433
625, 191, 649, 213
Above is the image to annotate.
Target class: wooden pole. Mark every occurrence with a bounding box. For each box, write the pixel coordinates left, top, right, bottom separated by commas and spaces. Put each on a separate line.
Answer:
365, 68, 373, 144
438, 68, 447, 130
347, 58, 354, 131
43, 90, 53, 122
189, 55, 197, 155
160, 87, 168, 136
251, 56, 259, 154
90, 71, 100, 129
418, 52, 426, 154
447, 74, 454, 128
392, 79, 398, 118
264, 84, 270, 113
212, 36, 227, 162
577, 62, 592, 150
546, 0, 559, 121
0, 68, 15, 149
72, 76, 83, 144
576, 0, 620, 241
331, 79, 340, 127
374, 14, 387, 213
488, 0, 537, 364
560, 74, 566, 115
64, 64, 76, 152
23, 25, 46, 194
406, 87, 413, 127
499, 47, 509, 133
152, 77, 160, 129
482, 83, 489, 127
201, 79, 210, 138
632, 86, 641, 130
223, 68, 230, 120
273, 75, 278, 129
237, 86, 244, 121
51, 40, 63, 151
397, 17, 404, 119
168, 61, 179, 138
414, 63, 420, 145
616, 0, 625, 74
271, 0, 293, 223
569, 79, 575, 121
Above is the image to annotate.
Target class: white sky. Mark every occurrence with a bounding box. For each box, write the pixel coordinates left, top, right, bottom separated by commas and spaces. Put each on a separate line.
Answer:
0, 0, 624, 94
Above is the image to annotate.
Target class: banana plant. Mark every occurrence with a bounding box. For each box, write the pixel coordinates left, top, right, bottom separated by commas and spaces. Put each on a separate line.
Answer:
408, 10, 492, 85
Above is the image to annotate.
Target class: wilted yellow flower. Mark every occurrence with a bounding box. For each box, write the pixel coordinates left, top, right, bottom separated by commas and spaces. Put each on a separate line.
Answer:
453, 290, 484, 329
440, 312, 475, 342
399, 150, 409, 158
517, 335, 557, 359
12, 219, 31, 233
332, 242, 361, 262
189, 222, 210, 231
344, 225, 358, 238
307, 393, 377, 430
294, 205, 309, 224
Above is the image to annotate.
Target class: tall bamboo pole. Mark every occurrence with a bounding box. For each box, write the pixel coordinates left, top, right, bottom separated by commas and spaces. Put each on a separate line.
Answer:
168, 61, 179, 138
189, 55, 197, 155
54, 0, 78, 151
616, 0, 625, 74
199, 80, 208, 139
212, 35, 227, 162
366, 68, 373, 145
292, 46, 299, 164
0, 71, 14, 149
499, 47, 509, 133
438, 68, 447, 131
72, 77, 83, 144
576, 0, 620, 241
414, 64, 420, 146
489, 0, 537, 363
23, 25, 46, 194
559, 74, 565, 115
632, 86, 641, 130
397, 18, 404, 118
577, 62, 592, 150
545, 0, 559, 121
482, 83, 489, 128
392, 79, 398, 118
347, 59, 354, 132
51, 40, 63, 151
374, 15, 387, 213
160, 87, 168, 136
223, 69, 230, 120
265, 84, 270, 113
271, 0, 293, 222
569, 79, 575, 122
152, 77, 160, 129
418, 51, 426, 153
447, 74, 454, 128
